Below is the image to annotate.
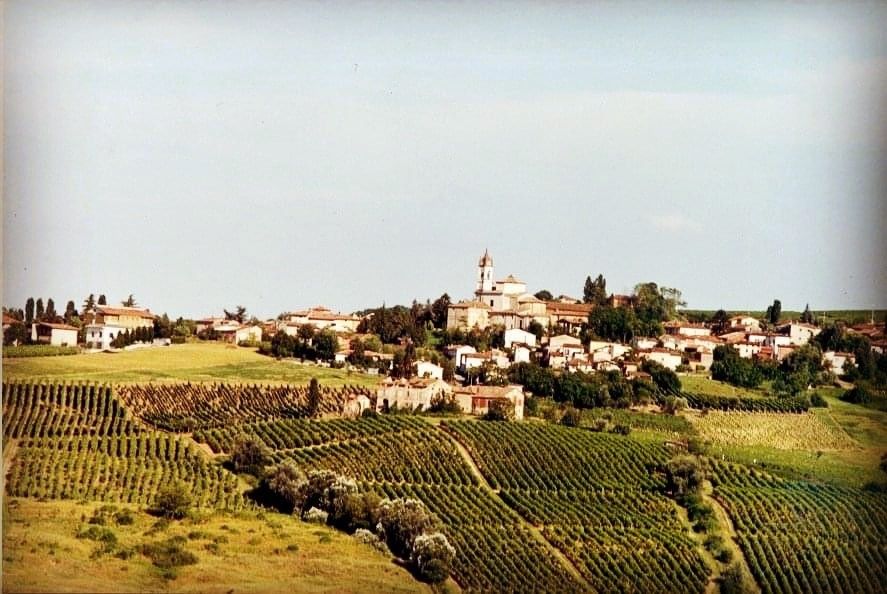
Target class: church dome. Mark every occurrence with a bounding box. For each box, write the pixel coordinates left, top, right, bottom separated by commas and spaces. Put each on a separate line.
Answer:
478, 249, 493, 267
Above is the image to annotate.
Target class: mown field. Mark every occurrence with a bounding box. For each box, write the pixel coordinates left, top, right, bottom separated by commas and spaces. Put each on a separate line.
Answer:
1, 342, 379, 387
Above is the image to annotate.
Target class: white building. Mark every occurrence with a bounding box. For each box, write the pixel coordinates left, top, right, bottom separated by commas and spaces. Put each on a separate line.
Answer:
780, 322, 822, 346
643, 349, 683, 371
729, 316, 762, 332
504, 328, 537, 349
343, 394, 372, 418
416, 360, 444, 380
84, 323, 127, 350
823, 351, 855, 375
512, 344, 532, 364
283, 306, 360, 333
31, 322, 79, 347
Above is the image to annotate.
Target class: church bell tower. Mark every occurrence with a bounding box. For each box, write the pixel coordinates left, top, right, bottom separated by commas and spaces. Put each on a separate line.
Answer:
476, 249, 494, 295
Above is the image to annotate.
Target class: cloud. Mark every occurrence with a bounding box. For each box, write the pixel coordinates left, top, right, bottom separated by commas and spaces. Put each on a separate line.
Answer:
649, 213, 701, 232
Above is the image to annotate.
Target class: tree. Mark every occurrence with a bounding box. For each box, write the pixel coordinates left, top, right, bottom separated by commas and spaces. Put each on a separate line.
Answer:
482, 400, 513, 421
312, 330, 338, 362
82, 294, 96, 314
711, 345, 764, 389
35, 298, 45, 321
534, 290, 553, 301
307, 378, 322, 418
231, 434, 271, 476
665, 455, 705, 497
411, 532, 455, 583
122, 294, 137, 307
154, 481, 192, 519
376, 498, 437, 559
588, 304, 636, 342
25, 298, 35, 325
583, 274, 607, 305
399, 340, 416, 379
430, 293, 451, 329
527, 320, 545, 341
801, 303, 814, 324
64, 301, 77, 323
641, 360, 682, 393
98, 294, 107, 305
711, 309, 730, 334
765, 299, 782, 325
224, 306, 247, 324
45, 299, 58, 322
560, 406, 582, 427
264, 461, 308, 513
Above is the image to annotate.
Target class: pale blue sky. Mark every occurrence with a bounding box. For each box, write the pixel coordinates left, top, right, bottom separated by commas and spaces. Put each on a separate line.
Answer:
4, 1, 886, 319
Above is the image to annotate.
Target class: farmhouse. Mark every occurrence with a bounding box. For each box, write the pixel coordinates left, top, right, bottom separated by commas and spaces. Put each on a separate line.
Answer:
640, 348, 683, 371
85, 305, 156, 330
375, 378, 451, 412
452, 384, 525, 420
283, 306, 360, 333
416, 360, 444, 380
30, 322, 79, 347
504, 328, 537, 349
778, 322, 822, 346
823, 351, 856, 375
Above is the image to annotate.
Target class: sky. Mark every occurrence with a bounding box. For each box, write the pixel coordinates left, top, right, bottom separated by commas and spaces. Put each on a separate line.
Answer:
4, 1, 886, 319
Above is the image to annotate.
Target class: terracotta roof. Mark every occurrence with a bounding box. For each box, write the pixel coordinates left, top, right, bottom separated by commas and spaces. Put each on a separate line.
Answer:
96, 306, 156, 319
34, 321, 79, 331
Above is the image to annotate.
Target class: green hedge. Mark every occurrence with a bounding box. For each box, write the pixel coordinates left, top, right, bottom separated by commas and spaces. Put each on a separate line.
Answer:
2, 345, 81, 358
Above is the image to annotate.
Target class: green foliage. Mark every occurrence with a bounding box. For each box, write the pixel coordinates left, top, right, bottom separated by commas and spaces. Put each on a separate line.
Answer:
534, 289, 553, 301
138, 537, 199, 572
231, 433, 272, 475
482, 400, 512, 421
2, 345, 80, 357
559, 406, 582, 427
720, 563, 754, 594
711, 345, 764, 389
583, 274, 607, 305
587, 304, 637, 342
641, 360, 682, 393
154, 481, 193, 519
377, 497, 438, 559
665, 455, 705, 497
411, 532, 455, 583
765, 299, 782, 325
507, 362, 555, 397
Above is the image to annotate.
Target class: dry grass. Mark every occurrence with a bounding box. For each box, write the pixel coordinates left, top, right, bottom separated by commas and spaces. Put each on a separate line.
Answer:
2, 498, 429, 594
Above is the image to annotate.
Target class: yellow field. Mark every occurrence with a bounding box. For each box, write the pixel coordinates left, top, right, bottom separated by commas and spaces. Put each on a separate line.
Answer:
686, 410, 857, 451
2, 342, 379, 387
2, 498, 430, 594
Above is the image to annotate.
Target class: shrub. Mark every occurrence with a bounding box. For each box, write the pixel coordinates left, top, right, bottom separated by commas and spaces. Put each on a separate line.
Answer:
662, 395, 688, 415
304, 507, 329, 524
809, 392, 828, 408
841, 385, 871, 404
481, 400, 512, 421
138, 538, 199, 569
610, 423, 631, 435
154, 481, 192, 519
560, 407, 582, 428
376, 498, 437, 559
720, 563, 754, 594
115, 509, 135, 526
231, 434, 271, 476
665, 456, 705, 497
411, 532, 456, 584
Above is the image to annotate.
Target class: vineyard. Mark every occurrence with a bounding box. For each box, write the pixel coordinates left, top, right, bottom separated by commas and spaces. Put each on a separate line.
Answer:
687, 410, 858, 451
117, 382, 372, 431
197, 415, 586, 591
443, 421, 710, 594
2, 380, 142, 442
194, 415, 428, 454
581, 407, 695, 435
2, 381, 244, 510
671, 391, 810, 413
711, 461, 887, 593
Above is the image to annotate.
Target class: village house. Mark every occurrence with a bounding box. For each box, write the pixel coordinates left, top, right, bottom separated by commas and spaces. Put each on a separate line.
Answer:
282, 306, 360, 333
641, 348, 683, 371
446, 300, 491, 330
30, 322, 79, 347
416, 360, 444, 380
375, 378, 451, 412
633, 337, 659, 350
823, 351, 855, 375
735, 341, 763, 359
504, 328, 537, 349
778, 322, 822, 346
664, 322, 712, 337
729, 315, 762, 332
512, 344, 532, 364
452, 384, 525, 420
195, 317, 226, 334
83, 305, 156, 350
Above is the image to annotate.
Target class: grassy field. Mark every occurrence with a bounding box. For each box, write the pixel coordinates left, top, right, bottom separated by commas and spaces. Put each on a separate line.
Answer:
686, 410, 857, 451
2, 498, 431, 594
689, 394, 887, 488
679, 375, 769, 398
1, 342, 380, 387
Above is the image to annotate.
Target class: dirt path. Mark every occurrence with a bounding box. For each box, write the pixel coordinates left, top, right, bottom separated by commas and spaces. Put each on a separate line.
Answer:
437, 426, 592, 592
701, 480, 761, 594
3, 438, 20, 494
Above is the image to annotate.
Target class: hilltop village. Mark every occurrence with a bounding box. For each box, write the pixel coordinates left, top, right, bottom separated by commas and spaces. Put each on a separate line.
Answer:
5, 250, 886, 422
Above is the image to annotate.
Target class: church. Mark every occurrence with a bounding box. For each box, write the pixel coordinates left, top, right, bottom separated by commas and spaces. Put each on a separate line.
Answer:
446, 250, 591, 333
